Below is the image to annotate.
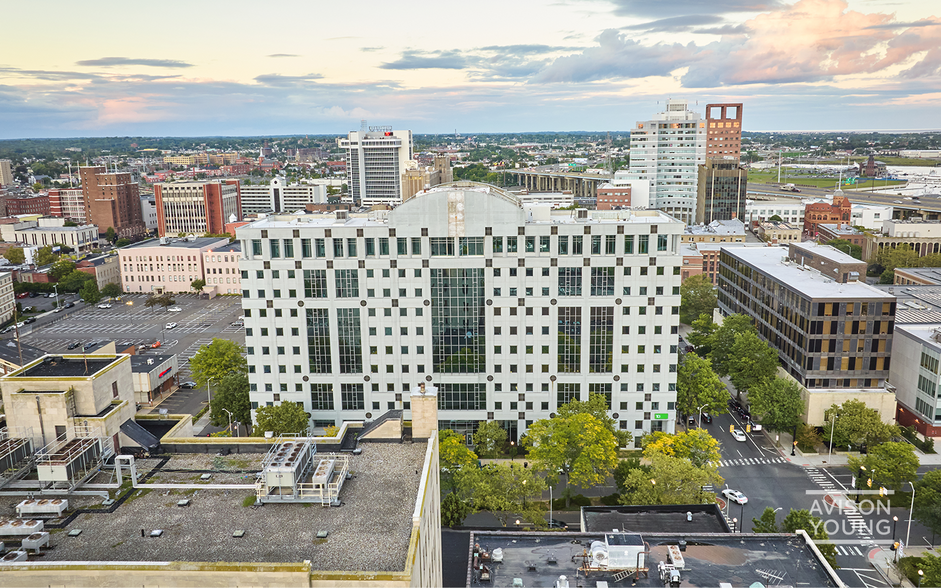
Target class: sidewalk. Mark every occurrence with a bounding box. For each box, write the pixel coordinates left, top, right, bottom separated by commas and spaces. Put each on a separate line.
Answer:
868, 545, 937, 587
766, 429, 941, 468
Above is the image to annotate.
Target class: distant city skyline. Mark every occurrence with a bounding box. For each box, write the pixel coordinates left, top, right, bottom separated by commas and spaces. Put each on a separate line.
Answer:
0, 0, 938, 139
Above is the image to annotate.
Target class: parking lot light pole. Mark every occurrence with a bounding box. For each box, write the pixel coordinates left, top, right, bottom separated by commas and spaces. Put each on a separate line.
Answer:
53, 284, 58, 310
223, 409, 233, 436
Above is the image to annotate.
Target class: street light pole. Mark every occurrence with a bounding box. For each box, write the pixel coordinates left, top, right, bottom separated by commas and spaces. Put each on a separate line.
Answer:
549, 485, 553, 526
791, 422, 798, 456
53, 284, 58, 310
223, 408, 233, 436
857, 465, 866, 503
906, 480, 916, 551
827, 412, 837, 463
697, 404, 708, 429
207, 376, 215, 406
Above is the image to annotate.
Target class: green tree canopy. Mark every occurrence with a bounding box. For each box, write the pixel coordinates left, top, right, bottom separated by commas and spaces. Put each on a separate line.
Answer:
709, 314, 756, 377
189, 338, 248, 389
727, 331, 779, 395
557, 392, 633, 447
748, 376, 805, 432
79, 279, 101, 304
252, 402, 309, 436
848, 441, 919, 492
59, 270, 95, 292
100, 282, 123, 298
440, 430, 478, 472
680, 274, 717, 325
914, 470, 941, 541
688, 314, 718, 357
524, 412, 619, 504
619, 454, 722, 506
105, 227, 117, 242
826, 239, 862, 260
823, 399, 898, 450
876, 243, 920, 272
454, 463, 547, 527
209, 372, 251, 431
752, 507, 780, 533
643, 429, 723, 468
3, 247, 24, 265
191, 279, 206, 293
676, 353, 728, 419
144, 293, 176, 310
472, 421, 507, 459
781, 509, 837, 566
35, 246, 57, 266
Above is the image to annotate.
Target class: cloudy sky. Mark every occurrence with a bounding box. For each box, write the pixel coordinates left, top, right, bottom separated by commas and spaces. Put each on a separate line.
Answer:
0, 0, 938, 138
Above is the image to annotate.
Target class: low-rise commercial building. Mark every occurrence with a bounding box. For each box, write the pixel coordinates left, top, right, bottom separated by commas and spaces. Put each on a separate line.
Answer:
682, 219, 746, 244
596, 183, 632, 210
745, 198, 805, 228
76, 253, 121, 288
118, 237, 229, 294
130, 353, 178, 405
894, 267, 941, 286
757, 221, 801, 244
10, 217, 98, 252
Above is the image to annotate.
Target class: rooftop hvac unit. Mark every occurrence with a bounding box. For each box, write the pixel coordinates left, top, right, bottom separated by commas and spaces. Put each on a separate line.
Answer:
21, 532, 49, 552
589, 541, 609, 567
0, 519, 43, 536
16, 499, 68, 517
0, 551, 27, 564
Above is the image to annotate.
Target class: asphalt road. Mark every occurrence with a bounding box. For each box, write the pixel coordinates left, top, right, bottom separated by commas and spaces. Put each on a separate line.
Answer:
749, 181, 941, 216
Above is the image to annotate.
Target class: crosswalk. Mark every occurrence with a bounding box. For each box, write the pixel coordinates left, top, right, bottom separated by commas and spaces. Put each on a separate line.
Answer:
806, 467, 837, 491
805, 466, 875, 544
834, 545, 866, 556
717, 456, 787, 467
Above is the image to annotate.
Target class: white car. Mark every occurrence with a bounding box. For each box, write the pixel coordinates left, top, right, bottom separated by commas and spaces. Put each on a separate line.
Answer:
165, 322, 178, 329
97, 303, 112, 309
53, 307, 63, 313
731, 429, 747, 442
168, 306, 182, 312
722, 488, 748, 505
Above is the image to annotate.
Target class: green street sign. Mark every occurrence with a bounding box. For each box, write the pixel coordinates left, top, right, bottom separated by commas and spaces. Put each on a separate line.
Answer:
653, 413, 669, 420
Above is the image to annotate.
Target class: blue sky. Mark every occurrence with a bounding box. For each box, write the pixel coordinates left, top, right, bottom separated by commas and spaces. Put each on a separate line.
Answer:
0, 0, 938, 138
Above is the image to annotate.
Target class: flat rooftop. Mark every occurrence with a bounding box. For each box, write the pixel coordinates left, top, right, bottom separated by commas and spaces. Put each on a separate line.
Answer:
14, 356, 117, 378
0, 339, 46, 366
122, 237, 228, 250
467, 532, 839, 588
26, 443, 427, 570
722, 246, 893, 299
129, 354, 174, 370
791, 241, 863, 265
582, 505, 729, 534
873, 284, 941, 323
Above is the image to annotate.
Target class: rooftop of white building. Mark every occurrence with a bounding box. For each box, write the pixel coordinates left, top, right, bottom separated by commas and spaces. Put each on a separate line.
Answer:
721, 245, 892, 299
685, 219, 746, 235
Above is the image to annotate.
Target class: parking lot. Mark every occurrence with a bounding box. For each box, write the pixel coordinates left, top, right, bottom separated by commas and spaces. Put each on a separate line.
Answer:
7, 293, 246, 418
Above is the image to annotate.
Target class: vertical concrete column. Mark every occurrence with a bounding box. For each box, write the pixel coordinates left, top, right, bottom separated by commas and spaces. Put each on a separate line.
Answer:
410, 383, 439, 440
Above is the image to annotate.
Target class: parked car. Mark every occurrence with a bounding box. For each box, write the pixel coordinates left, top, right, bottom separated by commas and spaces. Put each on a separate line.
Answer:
547, 519, 568, 530
180, 381, 198, 389
722, 488, 748, 505
97, 303, 112, 309
687, 416, 696, 427
0, 326, 13, 334
53, 306, 64, 313
231, 320, 244, 327
15, 292, 28, 299
165, 322, 177, 329
82, 342, 97, 351
23, 317, 36, 324
64, 302, 75, 309
702, 413, 712, 424
27, 292, 38, 298
731, 429, 747, 442
67, 342, 81, 350
46, 293, 57, 298
168, 306, 182, 312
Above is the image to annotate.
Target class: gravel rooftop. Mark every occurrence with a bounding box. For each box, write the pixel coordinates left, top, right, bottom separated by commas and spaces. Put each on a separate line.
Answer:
14, 442, 428, 571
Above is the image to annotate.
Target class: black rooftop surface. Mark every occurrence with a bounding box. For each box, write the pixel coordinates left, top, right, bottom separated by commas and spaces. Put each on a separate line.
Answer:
209, 241, 241, 253
582, 504, 731, 534
17, 357, 117, 378
467, 532, 839, 588
122, 237, 227, 250
0, 339, 47, 366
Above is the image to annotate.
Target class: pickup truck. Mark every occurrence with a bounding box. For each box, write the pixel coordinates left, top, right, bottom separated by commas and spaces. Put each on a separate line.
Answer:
780, 184, 801, 193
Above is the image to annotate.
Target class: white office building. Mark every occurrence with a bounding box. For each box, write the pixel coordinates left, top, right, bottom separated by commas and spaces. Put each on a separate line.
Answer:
237, 181, 684, 442
240, 177, 341, 215
338, 124, 412, 207
625, 99, 706, 224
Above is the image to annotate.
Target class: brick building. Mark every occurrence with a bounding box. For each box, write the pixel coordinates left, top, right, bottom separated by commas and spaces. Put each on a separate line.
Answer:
153, 180, 241, 237
803, 193, 852, 236
5, 194, 50, 216
596, 183, 632, 210
79, 166, 147, 239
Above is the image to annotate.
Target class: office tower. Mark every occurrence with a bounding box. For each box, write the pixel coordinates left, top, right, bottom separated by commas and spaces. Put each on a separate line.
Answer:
0, 160, 12, 186
402, 155, 453, 202
626, 99, 706, 224
48, 188, 86, 222
153, 180, 241, 237
238, 182, 684, 441
705, 103, 743, 160
695, 160, 748, 224
78, 166, 146, 238
338, 123, 412, 206
239, 177, 331, 215
718, 242, 895, 390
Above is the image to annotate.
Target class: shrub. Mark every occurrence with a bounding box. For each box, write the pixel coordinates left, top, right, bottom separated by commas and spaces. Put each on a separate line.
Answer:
570, 494, 592, 507
600, 492, 621, 506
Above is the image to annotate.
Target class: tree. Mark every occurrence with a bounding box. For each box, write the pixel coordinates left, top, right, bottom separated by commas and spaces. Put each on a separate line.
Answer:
473, 421, 508, 458
876, 243, 919, 272
189, 338, 248, 389
144, 293, 176, 311
826, 239, 862, 260
440, 429, 479, 493
115, 238, 131, 247
688, 314, 718, 357
557, 392, 632, 447
455, 463, 546, 527
848, 442, 919, 492
680, 275, 717, 325
727, 331, 779, 395
709, 314, 756, 377
643, 429, 722, 468
49, 259, 76, 281
80, 280, 101, 304
768, 215, 784, 222
752, 507, 780, 533
252, 402, 309, 436
105, 227, 117, 243
59, 270, 95, 292
619, 454, 723, 506
676, 353, 728, 419
191, 279, 206, 294
209, 372, 251, 431
748, 376, 805, 432
101, 282, 123, 298
441, 491, 471, 527
823, 399, 898, 450
913, 470, 941, 541
3, 247, 24, 265
35, 246, 57, 266
782, 509, 837, 567
524, 412, 619, 505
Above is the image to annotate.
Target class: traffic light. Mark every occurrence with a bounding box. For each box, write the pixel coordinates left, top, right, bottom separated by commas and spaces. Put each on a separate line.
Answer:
880, 487, 887, 497
729, 424, 734, 434
746, 425, 751, 433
